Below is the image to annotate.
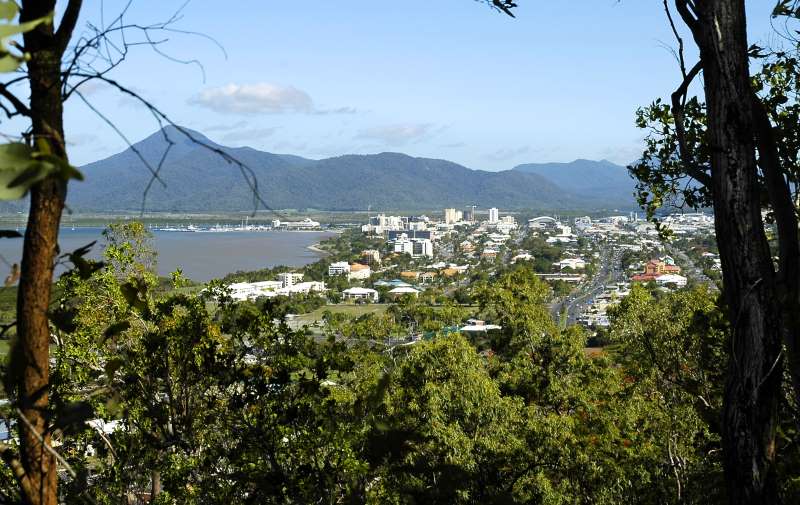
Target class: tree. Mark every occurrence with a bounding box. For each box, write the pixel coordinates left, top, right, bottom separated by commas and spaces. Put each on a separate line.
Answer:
3, 3, 85, 504
0, 3, 254, 503
622, 2, 800, 502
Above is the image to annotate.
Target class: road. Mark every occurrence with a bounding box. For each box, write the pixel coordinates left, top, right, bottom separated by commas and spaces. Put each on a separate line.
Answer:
550, 242, 624, 326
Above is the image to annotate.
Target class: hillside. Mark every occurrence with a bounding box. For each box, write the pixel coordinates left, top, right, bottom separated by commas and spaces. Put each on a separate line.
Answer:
0, 127, 639, 213
513, 159, 638, 207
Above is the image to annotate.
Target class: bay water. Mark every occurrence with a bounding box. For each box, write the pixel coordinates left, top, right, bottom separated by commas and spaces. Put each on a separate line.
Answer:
0, 228, 336, 282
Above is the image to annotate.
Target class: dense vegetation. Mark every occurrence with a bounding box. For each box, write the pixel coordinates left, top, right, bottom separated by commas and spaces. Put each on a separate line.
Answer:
5, 226, 797, 504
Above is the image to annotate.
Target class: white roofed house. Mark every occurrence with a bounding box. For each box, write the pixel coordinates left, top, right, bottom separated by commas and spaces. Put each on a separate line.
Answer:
512, 252, 534, 263
388, 286, 421, 298
342, 287, 379, 303
655, 274, 687, 288
554, 258, 586, 271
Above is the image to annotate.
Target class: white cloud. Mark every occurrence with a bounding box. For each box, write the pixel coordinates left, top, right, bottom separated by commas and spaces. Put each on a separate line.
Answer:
189, 83, 356, 115
314, 106, 358, 115
356, 123, 436, 146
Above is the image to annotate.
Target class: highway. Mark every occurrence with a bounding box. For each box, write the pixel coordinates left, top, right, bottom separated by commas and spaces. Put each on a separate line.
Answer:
550, 243, 624, 326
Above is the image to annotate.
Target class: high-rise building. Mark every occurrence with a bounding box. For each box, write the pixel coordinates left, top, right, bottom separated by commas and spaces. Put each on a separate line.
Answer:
412, 239, 434, 257
488, 207, 499, 223
444, 208, 458, 224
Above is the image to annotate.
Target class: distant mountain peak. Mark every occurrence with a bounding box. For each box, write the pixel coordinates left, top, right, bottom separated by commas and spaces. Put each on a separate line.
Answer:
512, 158, 636, 206
150, 125, 216, 147
58, 127, 638, 213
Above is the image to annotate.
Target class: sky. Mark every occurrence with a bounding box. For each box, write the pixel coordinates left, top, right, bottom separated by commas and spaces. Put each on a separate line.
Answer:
44, 0, 781, 170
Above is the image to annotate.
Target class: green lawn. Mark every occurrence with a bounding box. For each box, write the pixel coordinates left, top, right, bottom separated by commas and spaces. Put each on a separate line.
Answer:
295, 303, 390, 325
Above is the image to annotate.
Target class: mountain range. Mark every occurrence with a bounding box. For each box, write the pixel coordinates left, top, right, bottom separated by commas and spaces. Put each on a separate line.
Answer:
9, 126, 641, 213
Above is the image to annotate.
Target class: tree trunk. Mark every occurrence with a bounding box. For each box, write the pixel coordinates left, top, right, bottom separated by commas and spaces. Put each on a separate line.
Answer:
151, 469, 161, 502
13, 3, 69, 504
691, 1, 782, 503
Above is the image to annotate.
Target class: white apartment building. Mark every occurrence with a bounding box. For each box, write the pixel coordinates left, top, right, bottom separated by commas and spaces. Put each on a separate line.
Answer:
361, 213, 406, 235
328, 262, 351, 276
393, 235, 414, 255
277, 272, 304, 288
227, 281, 283, 301
392, 234, 433, 258
488, 207, 499, 223
412, 239, 434, 258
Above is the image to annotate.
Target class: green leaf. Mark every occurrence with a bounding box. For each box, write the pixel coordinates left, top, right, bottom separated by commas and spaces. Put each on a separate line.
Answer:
102, 321, 131, 342
0, 53, 17, 72
0, 143, 36, 200
7, 163, 51, 189
0, 11, 52, 39
0, 2, 18, 22
104, 358, 125, 378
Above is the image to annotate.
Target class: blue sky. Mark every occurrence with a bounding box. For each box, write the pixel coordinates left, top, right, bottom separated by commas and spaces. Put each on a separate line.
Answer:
53, 0, 779, 170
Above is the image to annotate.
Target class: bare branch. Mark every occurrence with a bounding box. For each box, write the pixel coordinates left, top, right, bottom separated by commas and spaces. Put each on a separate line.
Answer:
663, 0, 687, 78
0, 84, 30, 118
670, 61, 711, 186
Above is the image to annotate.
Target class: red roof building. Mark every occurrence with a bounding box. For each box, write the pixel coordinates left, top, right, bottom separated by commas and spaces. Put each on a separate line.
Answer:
632, 259, 681, 282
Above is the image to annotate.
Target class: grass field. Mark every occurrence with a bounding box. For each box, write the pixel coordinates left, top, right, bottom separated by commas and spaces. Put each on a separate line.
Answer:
294, 303, 390, 325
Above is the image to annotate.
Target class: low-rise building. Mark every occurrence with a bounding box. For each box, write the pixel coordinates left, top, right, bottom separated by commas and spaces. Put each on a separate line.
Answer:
361, 249, 381, 265
632, 258, 681, 282
281, 281, 326, 295
655, 274, 687, 288
512, 252, 534, 263
227, 281, 282, 301
388, 286, 421, 298
328, 261, 350, 276
400, 271, 421, 282
554, 258, 586, 270
420, 271, 437, 284
349, 263, 371, 280
342, 287, 379, 302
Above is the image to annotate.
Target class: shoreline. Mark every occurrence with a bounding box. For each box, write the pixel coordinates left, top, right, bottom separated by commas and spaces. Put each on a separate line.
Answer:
307, 243, 331, 257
